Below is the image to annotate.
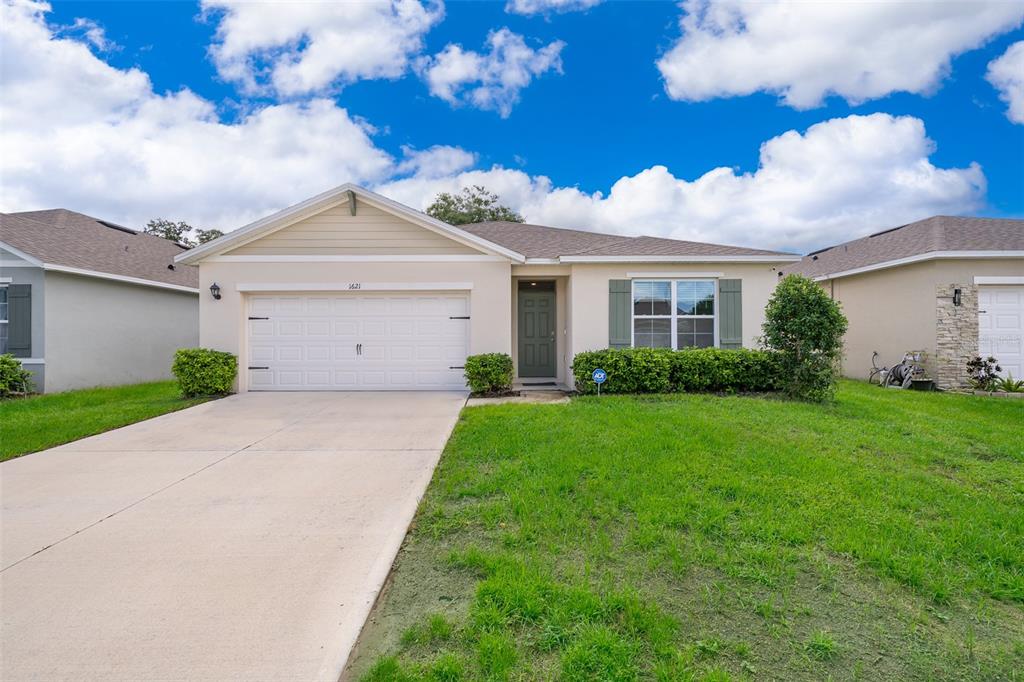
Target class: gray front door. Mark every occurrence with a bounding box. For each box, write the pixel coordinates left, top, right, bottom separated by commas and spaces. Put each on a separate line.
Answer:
518, 283, 556, 378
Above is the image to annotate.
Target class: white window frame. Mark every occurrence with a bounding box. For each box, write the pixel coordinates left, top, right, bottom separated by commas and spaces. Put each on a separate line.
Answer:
630, 278, 719, 350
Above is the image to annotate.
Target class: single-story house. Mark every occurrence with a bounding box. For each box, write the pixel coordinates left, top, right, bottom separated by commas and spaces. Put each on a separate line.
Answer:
175, 184, 799, 392
783, 215, 1024, 389
0, 210, 200, 392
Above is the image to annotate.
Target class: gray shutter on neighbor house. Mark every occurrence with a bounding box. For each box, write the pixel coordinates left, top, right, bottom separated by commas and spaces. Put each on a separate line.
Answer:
7, 284, 32, 357
718, 279, 742, 349
609, 280, 631, 348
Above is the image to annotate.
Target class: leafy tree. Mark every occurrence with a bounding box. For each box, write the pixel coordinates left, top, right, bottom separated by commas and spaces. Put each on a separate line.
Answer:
144, 220, 223, 247
426, 186, 524, 225
761, 274, 848, 401
144, 219, 194, 245
195, 228, 224, 244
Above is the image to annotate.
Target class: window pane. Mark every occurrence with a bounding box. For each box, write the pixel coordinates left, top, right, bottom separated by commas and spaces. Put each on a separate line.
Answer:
695, 281, 715, 315
695, 318, 714, 334
0, 324, 7, 354
694, 334, 714, 348
676, 281, 695, 315
634, 281, 671, 316
0, 288, 7, 323
634, 318, 671, 348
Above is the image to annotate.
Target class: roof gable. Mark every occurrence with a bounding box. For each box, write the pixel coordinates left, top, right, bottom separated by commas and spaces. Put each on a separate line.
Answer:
223, 199, 481, 257
177, 184, 526, 264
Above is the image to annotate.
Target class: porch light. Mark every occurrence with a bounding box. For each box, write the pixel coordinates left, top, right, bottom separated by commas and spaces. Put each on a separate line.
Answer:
953, 288, 962, 307
210, 282, 222, 300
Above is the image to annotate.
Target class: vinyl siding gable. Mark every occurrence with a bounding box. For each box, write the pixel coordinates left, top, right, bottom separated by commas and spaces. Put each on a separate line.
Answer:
225, 203, 481, 256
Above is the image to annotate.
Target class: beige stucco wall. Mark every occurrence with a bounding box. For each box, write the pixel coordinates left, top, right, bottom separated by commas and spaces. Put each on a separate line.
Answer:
825, 263, 935, 380
822, 257, 1024, 381
198, 260, 512, 391
44, 271, 199, 392
565, 263, 785, 357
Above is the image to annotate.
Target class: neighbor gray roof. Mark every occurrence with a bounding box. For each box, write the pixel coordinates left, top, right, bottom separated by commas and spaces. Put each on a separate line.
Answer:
459, 221, 793, 259
1, 209, 198, 288
783, 215, 1024, 280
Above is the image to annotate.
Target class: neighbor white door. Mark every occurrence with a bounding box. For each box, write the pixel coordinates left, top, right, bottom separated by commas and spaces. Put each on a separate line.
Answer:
247, 293, 469, 390
978, 286, 1024, 378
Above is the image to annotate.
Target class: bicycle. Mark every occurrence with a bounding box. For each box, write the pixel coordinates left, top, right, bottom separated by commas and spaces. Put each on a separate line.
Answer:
868, 351, 889, 386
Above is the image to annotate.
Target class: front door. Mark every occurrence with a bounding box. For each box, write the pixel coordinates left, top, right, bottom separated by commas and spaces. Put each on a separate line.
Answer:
518, 282, 556, 378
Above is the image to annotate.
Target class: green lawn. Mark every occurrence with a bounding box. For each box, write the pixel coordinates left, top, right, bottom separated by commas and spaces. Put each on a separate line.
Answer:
0, 381, 210, 461
348, 381, 1024, 681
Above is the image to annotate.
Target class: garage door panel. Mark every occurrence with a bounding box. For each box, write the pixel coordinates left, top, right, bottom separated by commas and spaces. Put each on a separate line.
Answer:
306, 320, 330, 335
248, 292, 469, 390
333, 298, 360, 315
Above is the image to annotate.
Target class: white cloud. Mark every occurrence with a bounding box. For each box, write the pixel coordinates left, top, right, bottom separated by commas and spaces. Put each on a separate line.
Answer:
987, 40, 1024, 124
395, 145, 477, 178
0, 1, 987, 254
60, 17, 117, 51
505, 0, 601, 16
377, 113, 985, 252
658, 0, 1024, 109
418, 28, 565, 117
0, 0, 393, 229
202, 0, 443, 96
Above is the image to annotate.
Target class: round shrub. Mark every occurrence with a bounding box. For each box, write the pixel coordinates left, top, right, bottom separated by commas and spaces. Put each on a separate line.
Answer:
761, 274, 848, 401
0, 354, 34, 398
465, 353, 514, 394
172, 348, 237, 398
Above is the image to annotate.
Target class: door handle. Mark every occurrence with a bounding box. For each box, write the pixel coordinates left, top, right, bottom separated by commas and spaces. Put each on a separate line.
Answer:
357, 343, 362, 356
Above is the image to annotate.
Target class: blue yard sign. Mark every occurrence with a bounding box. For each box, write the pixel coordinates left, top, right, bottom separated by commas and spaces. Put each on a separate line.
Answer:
592, 368, 607, 395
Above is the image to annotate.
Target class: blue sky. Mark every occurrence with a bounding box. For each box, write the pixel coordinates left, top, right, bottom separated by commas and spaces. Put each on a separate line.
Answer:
3, 0, 1023, 253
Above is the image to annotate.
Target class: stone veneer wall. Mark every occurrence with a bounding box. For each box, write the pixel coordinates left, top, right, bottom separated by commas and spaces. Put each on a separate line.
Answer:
934, 283, 978, 390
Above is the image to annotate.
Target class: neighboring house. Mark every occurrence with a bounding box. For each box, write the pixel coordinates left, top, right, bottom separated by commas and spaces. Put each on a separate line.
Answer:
783, 216, 1024, 389
175, 184, 798, 392
0, 210, 200, 392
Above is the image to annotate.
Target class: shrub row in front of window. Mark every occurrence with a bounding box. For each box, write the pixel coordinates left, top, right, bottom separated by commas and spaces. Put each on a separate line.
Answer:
571, 347, 783, 395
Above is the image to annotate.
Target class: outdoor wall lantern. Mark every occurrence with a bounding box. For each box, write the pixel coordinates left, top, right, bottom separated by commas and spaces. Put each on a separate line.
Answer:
953, 288, 962, 307
210, 282, 222, 300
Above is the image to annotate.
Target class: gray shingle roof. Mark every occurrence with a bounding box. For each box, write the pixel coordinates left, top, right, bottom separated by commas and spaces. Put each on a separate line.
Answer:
1, 209, 199, 288
783, 215, 1024, 279
459, 221, 794, 259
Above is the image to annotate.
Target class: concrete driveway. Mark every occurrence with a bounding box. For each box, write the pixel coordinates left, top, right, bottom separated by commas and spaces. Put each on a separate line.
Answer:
1, 391, 466, 681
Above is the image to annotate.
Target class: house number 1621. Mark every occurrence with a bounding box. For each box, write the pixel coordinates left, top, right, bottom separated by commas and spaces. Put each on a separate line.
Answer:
347, 283, 361, 290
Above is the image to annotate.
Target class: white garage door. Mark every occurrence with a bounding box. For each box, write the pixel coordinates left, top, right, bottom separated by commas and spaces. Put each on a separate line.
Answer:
247, 293, 469, 390
979, 286, 1023, 378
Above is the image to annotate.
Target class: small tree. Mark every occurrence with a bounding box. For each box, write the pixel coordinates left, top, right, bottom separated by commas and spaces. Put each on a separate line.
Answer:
426, 186, 524, 225
195, 228, 224, 244
144, 220, 223, 247
145, 218, 193, 245
761, 274, 848, 401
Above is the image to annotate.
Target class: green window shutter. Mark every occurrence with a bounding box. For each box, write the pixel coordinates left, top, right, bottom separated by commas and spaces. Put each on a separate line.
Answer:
7, 284, 32, 357
718, 279, 742, 349
608, 279, 631, 348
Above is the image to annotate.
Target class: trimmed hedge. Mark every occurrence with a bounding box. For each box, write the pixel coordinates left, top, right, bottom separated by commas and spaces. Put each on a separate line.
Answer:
0, 354, 34, 398
172, 348, 237, 398
571, 348, 783, 395
465, 353, 514, 394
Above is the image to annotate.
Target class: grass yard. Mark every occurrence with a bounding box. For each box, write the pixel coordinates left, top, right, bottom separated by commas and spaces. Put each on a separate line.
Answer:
0, 381, 210, 461
348, 381, 1024, 681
